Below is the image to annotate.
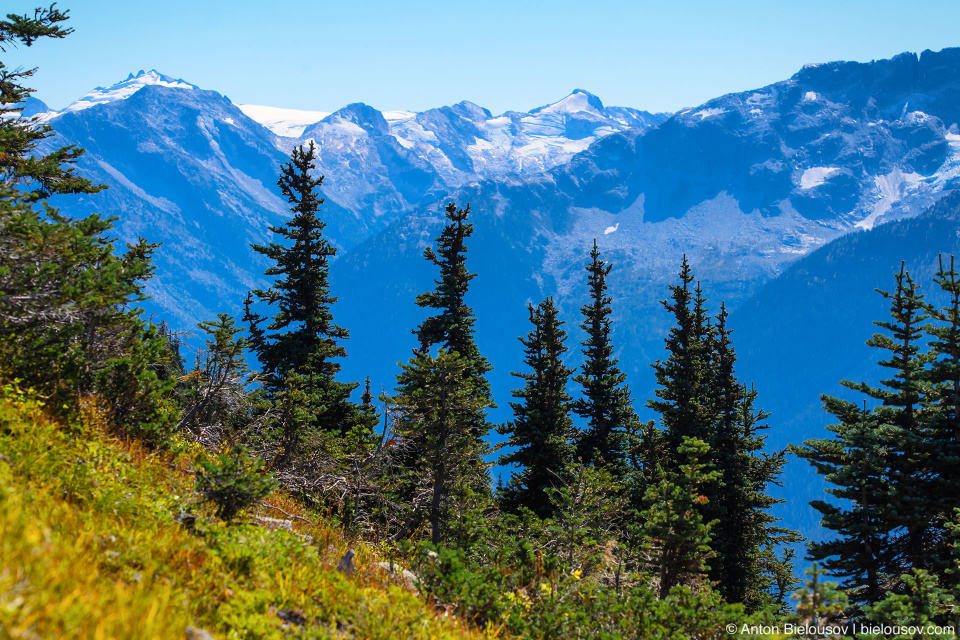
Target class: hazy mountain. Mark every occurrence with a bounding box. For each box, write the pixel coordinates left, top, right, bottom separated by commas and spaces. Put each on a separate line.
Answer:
37, 70, 667, 328
331, 48, 960, 421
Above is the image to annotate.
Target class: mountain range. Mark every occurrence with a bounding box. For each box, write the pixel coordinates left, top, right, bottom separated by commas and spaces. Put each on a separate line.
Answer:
29, 49, 960, 545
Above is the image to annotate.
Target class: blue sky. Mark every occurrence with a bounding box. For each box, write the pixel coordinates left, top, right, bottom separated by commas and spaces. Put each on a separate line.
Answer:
8, 0, 960, 115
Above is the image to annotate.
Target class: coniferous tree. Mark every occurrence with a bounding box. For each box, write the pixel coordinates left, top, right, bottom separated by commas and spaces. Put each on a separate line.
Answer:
924, 255, 960, 577
647, 258, 797, 608
244, 142, 361, 451
1, 5, 99, 197
791, 399, 893, 611
155, 321, 187, 388
337, 375, 386, 535
854, 265, 932, 576
572, 240, 636, 474
498, 297, 576, 518
641, 437, 718, 598
794, 264, 933, 607
177, 314, 255, 448
709, 305, 799, 608
648, 257, 714, 460
390, 201, 495, 541
414, 201, 493, 403
0, 7, 172, 445
359, 376, 378, 432
791, 564, 849, 631
393, 349, 492, 545
393, 201, 494, 505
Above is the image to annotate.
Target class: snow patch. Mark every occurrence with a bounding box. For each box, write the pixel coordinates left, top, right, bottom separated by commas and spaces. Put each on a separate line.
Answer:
382, 110, 416, 122
224, 117, 235, 125
237, 104, 329, 137
392, 119, 439, 144
537, 91, 601, 116
800, 167, 840, 189
694, 108, 725, 120
855, 168, 922, 230
604, 223, 619, 235
803, 91, 819, 102
324, 120, 367, 137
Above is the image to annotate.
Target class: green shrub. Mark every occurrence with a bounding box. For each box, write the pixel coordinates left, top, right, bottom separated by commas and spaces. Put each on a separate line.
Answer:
411, 535, 748, 639
195, 447, 278, 522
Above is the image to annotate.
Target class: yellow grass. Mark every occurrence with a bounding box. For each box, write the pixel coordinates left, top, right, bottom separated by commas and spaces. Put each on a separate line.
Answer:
0, 383, 503, 639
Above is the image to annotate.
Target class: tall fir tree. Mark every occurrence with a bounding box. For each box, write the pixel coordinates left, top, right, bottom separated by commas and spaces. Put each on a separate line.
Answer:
413, 201, 493, 404
391, 201, 495, 538
646, 258, 797, 608
398, 202, 493, 456
572, 240, 636, 474
708, 304, 799, 608
791, 398, 894, 611
244, 142, 360, 450
853, 264, 933, 576
498, 297, 576, 518
647, 257, 714, 460
0, 6, 173, 445
793, 263, 933, 608
924, 254, 960, 578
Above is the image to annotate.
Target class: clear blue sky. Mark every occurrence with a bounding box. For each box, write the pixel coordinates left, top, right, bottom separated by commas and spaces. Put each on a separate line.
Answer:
7, 0, 960, 115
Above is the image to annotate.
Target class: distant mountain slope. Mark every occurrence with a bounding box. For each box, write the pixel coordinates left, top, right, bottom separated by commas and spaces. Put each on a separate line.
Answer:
266, 89, 669, 221
731, 189, 960, 541
331, 49, 960, 420
37, 72, 667, 328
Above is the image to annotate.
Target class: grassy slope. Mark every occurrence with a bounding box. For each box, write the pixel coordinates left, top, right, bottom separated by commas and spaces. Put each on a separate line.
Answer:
0, 383, 500, 640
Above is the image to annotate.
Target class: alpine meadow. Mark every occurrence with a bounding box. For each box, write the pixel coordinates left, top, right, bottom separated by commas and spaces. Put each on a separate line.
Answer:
7, 3, 960, 639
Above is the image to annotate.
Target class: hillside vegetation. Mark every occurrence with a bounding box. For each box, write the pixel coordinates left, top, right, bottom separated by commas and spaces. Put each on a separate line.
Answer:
0, 381, 498, 639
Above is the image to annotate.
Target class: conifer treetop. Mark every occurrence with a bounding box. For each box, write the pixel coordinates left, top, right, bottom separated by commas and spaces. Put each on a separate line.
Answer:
1, 4, 100, 197
246, 141, 347, 383
498, 297, 576, 517
412, 200, 493, 407
572, 239, 634, 471
415, 203, 482, 359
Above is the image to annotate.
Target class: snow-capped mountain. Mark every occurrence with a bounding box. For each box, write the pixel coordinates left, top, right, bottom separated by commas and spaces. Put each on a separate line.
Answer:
57, 69, 198, 115
34, 49, 960, 547
377, 89, 667, 184
234, 88, 669, 218
38, 48, 960, 350
37, 72, 667, 328
41, 83, 345, 328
